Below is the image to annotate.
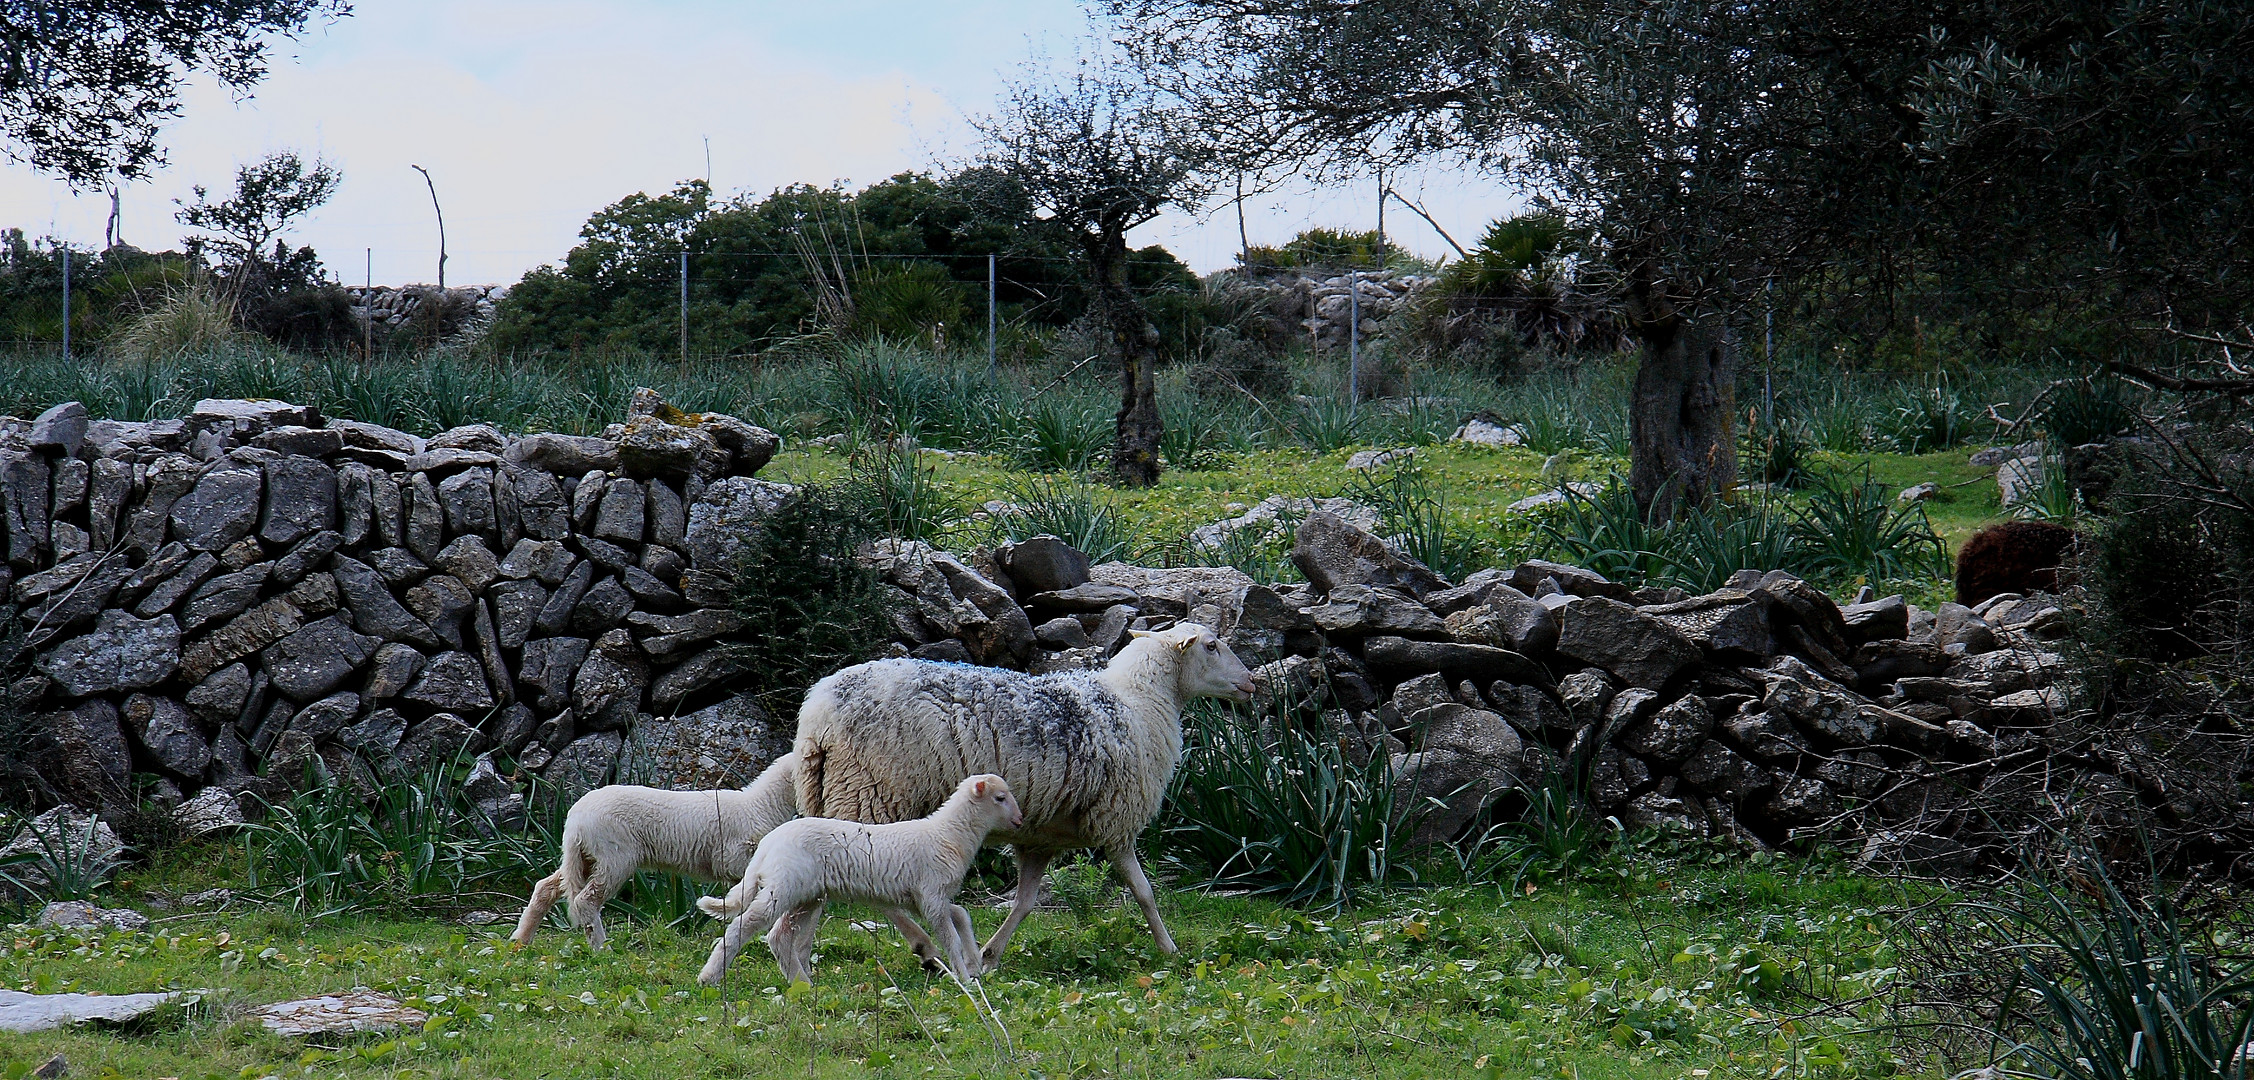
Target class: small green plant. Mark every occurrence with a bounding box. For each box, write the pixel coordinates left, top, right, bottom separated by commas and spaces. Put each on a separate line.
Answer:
990, 475, 1138, 564
1460, 779, 1617, 892
1045, 856, 1119, 921
2036, 373, 2139, 447
2009, 444, 2084, 522
1743, 412, 1815, 488
1286, 397, 1368, 452
848, 442, 961, 544
1878, 381, 1976, 453
1983, 852, 2254, 1080
1016, 396, 1110, 473
0, 809, 126, 902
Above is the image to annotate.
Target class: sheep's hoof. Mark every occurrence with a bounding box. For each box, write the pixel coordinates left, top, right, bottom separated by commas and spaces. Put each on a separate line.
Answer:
919, 955, 943, 974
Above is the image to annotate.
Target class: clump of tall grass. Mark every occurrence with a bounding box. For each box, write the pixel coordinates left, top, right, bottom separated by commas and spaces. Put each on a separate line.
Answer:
1015, 397, 1110, 472
243, 760, 553, 915
1159, 698, 1415, 909
988, 475, 1138, 564
1349, 459, 1486, 581
1538, 472, 1946, 591
106, 279, 249, 364
845, 443, 962, 545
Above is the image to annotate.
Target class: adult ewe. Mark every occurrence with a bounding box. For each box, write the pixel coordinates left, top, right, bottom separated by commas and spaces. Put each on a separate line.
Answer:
511, 752, 798, 949
1956, 520, 2078, 607
792, 622, 1254, 972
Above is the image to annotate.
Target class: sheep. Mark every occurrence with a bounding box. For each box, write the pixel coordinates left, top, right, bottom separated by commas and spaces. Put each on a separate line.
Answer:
787, 622, 1255, 973
695, 773, 1024, 986
510, 751, 799, 949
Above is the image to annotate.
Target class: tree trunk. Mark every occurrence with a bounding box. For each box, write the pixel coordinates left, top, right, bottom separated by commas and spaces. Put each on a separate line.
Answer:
1628, 315, 1736, 520
1096, 230, 1163, 487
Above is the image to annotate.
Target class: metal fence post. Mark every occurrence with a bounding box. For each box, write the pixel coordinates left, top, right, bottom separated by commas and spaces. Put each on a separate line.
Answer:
59, 247, 70, 361
987, 253, 997, 377
679, 248, 689, 366
1347, 270, 1360, 406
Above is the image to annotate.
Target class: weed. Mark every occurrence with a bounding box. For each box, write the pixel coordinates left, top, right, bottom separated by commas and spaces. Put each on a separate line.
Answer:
2038, 374, 2139, 446
724, 481, 896, 714
1016, 396, 1110, 473
1045, 856, 1120, 921
1286, 396, 1369, 452
847, 443, 961, 544
0, 808, 126, 902
1878, 381, 1978, 453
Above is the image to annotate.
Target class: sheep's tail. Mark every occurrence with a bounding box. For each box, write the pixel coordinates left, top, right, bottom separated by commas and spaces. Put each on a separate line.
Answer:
794, 742, 830, 819
698, 848, 766, 919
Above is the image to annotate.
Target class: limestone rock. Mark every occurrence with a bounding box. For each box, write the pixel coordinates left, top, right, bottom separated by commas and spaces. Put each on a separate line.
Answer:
1290, 510, 1448, 598
402, 651, 494, 712
37, 610, 179, 695
1361, 636, 1550, 686
684, 477, 794, 569
331, 554, 435, 644
124, 694, 208, 778
1556, 597, 1701, 690
167, 466, 262, 550
1508, 559, 1637, 603
504, 433, 620, 475
260, 616, 380, 700
0, 989, 180, 1033
623, 693, 789, 789
1307, 584, 1447, 638
175, 788, 245, 836
433, 535, 501, 593
33, 706, 131, 808
259, 992, 427, 1038
27, 401, 90, 455
1619, 695, 1714, 765
573, 630, 648, 731
1640, 591, 1773, 658
998, 535, 1091, 595
544, 730, 625, 802
1760, 656, 1880, 745
258, 456, 338, 546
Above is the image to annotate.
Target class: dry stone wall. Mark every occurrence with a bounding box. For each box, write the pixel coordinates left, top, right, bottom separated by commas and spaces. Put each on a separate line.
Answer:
2, 390, 790, 827
4, 389, 2087, 862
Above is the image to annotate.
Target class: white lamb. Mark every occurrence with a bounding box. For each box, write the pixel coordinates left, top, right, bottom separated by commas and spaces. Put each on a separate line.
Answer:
786, 622, 1255, 973
510, 751, 799, 949
695, 773, 1023, 986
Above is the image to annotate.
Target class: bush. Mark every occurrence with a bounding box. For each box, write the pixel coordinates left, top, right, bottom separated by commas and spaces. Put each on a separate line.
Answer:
1349, 459, 1485, 581
1789, 468, 1952, 585
989, 475, 1138, 565
723, 480, 898, 714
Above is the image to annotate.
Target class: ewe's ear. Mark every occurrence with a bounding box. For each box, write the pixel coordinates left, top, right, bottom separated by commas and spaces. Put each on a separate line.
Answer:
1127, 629, 1153, 639
1173, 635, 1195, 651
972, 778, 989, 797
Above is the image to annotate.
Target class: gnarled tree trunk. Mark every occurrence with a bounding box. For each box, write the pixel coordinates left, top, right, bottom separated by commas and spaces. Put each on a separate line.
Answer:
1627, 315, 1736, 520
1094, 230, 1163, 487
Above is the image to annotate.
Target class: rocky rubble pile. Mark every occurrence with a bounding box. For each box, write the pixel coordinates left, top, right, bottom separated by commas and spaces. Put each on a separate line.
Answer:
2, 390, 791, 827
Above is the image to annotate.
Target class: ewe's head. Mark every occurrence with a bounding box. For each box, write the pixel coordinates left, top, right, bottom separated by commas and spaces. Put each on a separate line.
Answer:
959, 774, 1023, 828
1132, 623, 1255, 702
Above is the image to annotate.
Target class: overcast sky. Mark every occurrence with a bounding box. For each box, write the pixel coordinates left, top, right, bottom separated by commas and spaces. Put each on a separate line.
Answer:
2, 0, 1524, 285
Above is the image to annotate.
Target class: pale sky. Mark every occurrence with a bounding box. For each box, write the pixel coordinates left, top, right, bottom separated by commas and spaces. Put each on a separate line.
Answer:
2, 1, 1524, 285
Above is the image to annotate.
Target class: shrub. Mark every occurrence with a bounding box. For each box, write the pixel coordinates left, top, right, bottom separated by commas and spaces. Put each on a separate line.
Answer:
1349, 459, 1485, 581
1876, 381, 1977, 453
2039, 374, 2139, 446
1790, 468, 1951, 585
723, 481, 896, 714
1014, 396, 1110, 473
846, 443, 962, 545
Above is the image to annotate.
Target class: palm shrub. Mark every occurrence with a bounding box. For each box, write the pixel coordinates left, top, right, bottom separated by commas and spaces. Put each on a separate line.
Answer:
847, 443, 961, 544
1016, 395, 1110, 472
1878, 381, 1977, 453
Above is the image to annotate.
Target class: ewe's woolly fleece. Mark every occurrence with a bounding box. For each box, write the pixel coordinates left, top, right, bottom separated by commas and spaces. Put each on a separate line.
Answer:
792, 629, 1201, 855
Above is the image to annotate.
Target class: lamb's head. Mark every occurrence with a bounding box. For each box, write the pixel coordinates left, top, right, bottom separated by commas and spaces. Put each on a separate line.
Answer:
958, 774, 1024, 829
1134, 623, 1256, 703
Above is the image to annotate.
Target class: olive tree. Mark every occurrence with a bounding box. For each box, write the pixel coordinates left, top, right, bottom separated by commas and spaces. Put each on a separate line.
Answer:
1, 1, 351, 186
976, 67, 1207, 487
1114, 0, 1930, 517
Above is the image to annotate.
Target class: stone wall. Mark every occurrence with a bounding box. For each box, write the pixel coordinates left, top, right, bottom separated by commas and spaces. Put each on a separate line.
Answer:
4, 391, 2080, 859
2, 391, 791, 830
1217, 269, 1434, 351
343, 284, 506, 332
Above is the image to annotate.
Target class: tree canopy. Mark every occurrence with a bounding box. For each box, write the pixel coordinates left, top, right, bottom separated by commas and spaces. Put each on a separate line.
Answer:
1, 1, 351, 186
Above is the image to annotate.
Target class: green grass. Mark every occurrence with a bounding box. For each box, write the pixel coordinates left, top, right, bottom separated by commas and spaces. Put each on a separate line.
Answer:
0, 840, 1912, 1079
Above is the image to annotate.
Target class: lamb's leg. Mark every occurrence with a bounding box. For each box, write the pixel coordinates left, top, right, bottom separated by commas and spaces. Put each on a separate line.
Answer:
569, 873, 616, 950
945, 904, 982, 982
766, 900, 823, 985
881, 907, 945, 970
977, 846, 1056, 972
918, 897, 977, 983
699, 889, 786, 986
511, 869, 566, 946
1108, 845, 1177, 955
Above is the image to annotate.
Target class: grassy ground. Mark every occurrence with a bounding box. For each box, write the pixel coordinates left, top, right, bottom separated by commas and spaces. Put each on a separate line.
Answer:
0, 841, 1913, 1080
